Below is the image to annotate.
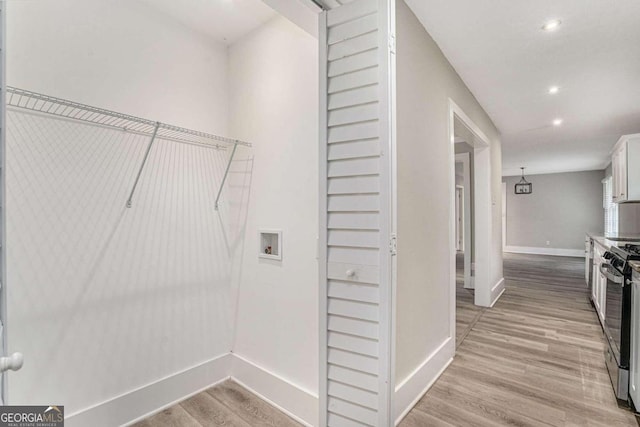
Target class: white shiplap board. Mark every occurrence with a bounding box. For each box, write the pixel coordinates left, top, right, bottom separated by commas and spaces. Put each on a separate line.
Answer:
319, 0, 396, 425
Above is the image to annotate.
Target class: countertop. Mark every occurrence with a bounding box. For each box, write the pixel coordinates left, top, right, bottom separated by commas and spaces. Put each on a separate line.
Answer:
631, 261, 640, 275
588, 235, 622, 251
595, 232, 640, 242
587, 232, 640, 251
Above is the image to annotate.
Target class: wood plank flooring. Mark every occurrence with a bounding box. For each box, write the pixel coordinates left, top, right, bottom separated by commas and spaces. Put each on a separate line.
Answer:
456, 252, 485, 347
132, 380, 301, 427
135, 253, 638, 426
401, 253, 639, 427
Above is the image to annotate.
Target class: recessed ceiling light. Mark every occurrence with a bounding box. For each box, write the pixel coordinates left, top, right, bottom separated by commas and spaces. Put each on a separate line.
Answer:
548, 86, 560, 94
542, 19, 562, 32
553, 119, 563, 126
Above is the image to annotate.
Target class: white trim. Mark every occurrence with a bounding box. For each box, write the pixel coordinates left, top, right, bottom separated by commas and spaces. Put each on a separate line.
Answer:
317, 10, 329, 427
378, 1, 397, 424
65, 351, 321, 427
448, 102, 457, 352
388, 0, 399, 423
231, 354, 318, 427
455, 153, 472, 290
504, 246, 585, 258
455, 185, 464, 251
393, 338, 454, 426
612, 133, 640, 156
490, 277, 504, 293
449, 101, 490, 149
489, 278, 506, 307
448, 99, 495, 310
502, 182, 507, 251
66, 353, 232, 427
490, 287, 506, 308
262, 0, 321, 38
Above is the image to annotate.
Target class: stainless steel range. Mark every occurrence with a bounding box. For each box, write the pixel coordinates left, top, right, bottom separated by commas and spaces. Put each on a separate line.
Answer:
602, 244, 640, 401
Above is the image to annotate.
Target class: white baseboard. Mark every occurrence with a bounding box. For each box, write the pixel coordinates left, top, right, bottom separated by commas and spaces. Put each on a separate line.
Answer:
490, 278, 505, 307
394, 337, 454, 425
504, 246, 584, 257
66, 353, 232, 427
231, 353, 318, 427
64, 352, 319, 427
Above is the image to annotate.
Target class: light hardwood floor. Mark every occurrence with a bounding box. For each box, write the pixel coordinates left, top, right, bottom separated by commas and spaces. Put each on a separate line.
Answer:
401, 253, 639, 427
456, 251, 485, 347
136, 253, 639, 426
132, 380, 302, 427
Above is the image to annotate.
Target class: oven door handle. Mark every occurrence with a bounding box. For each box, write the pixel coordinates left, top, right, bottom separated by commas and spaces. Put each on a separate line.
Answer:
600, 263, 625, 285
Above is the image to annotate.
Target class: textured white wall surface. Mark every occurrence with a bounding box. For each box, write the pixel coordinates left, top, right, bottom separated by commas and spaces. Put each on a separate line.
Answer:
228, 15, 320, 396
6, 0, 237, 416
5, 0, 320, 421
7, 0, 229, 135
6, 112, 236, 411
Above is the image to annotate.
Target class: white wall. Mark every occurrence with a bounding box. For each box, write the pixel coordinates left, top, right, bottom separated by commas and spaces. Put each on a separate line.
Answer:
6, 1, 237, 424
394, 0, 503, 419
7, 0, 228, 135
227, 15, 320, 424
503, 170, 604, 252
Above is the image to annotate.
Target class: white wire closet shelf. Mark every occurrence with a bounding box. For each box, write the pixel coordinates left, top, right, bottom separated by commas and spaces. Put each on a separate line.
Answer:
6, 86, 252, 149
6, 86, 251, 209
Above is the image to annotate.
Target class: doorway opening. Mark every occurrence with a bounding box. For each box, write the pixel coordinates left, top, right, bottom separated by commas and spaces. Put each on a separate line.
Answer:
448, 100, 502, 349
453, 139, 482, 347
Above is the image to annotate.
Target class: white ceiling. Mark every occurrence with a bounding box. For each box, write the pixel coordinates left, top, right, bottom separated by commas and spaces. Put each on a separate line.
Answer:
405, 0, 640, 176
139, 0, 277, 45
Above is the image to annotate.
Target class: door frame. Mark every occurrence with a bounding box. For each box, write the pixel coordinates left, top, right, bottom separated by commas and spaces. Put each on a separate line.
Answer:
454, 153, 472, 290
448, 99, 498, 311
502, 182, 507, 250
455, 185, 464, 251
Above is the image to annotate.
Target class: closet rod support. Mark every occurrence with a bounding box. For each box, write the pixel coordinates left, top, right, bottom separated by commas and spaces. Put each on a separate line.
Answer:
126, 122, 160, 208
214, 142, 239, 211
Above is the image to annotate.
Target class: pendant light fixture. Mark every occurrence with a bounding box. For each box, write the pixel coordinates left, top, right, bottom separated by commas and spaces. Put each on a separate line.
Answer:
514, 167, 532, 194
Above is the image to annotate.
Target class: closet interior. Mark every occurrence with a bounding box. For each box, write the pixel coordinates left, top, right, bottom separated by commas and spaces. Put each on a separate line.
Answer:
4, 0, 319, 426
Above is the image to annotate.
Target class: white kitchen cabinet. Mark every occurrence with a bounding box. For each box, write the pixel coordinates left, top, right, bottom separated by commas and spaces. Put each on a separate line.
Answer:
592, 248, 600, 312
585, 236, 591, 284
612, 133, 640, 203
592, 244, 606, 324
630, 270, 640, 408
592, 258, 599, 313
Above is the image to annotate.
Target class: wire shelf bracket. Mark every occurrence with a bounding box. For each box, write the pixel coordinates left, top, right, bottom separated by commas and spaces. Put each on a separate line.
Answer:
5, 86, 252, 209
126, 122, 160, 208
214, 142, 239, 211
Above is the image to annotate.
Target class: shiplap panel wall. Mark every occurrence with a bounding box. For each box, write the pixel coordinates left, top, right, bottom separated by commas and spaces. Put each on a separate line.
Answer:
319, 0, 395, 425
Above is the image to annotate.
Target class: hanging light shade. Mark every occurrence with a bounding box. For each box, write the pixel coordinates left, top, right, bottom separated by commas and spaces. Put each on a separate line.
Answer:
515, 167, 532, 194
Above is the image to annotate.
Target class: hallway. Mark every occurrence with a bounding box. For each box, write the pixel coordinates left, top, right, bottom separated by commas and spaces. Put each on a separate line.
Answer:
401, 253, 639, 426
